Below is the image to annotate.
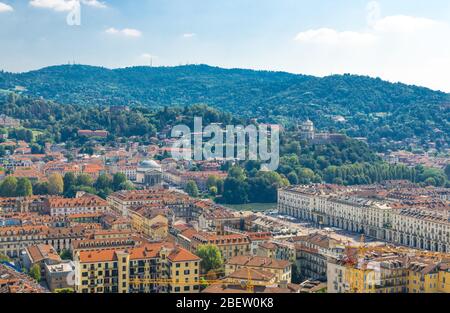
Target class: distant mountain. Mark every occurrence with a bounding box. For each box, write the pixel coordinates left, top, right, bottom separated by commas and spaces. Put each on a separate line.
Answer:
0, 64, 449, 150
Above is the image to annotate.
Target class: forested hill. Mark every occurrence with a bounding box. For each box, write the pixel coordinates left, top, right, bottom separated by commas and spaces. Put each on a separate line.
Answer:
1, 64, 448, 113
0, 64, 449, 149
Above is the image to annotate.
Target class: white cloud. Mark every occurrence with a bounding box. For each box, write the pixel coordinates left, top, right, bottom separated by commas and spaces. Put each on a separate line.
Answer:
82, 0, 106, 9
106, 27, 142, 38
182, 33, 197, 38
291, 1, 450, 91
295, 28, 376, 46
373, 15, 443, 33
30, 0, 77, 11
0, 2, 13, 12
29, 0, 106, 12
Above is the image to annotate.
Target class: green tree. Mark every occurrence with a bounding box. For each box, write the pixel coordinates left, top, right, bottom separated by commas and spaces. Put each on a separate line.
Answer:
29, 264, 41, 282
32, 182, 49, 195
216, 179, 224, 195
206, 175, 219, 189
16, 177, 33, 197
185, 180, 199, 197
48, 173, 64, 195
222, 177, 249, 204
63, 172, 76, 195
228, 166, 246, 180
60, 249, 72, 261
196, 244, 223, 274
95, 174, 112, 190
287, 171, 299, 185
120, 180, 135, 191
209, 186, 218, 196
248, 171, 288, 203
76, 174, 94, 187
112, 173, 127, 191
444, 164, 450, 181
0, 176, 18, 197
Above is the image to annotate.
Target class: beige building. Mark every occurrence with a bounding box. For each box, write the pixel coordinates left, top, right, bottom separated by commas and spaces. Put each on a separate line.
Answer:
278, 185, 450, 253
327, 249, 450, 293
191, 233, 251, 262
44, 194, 110, 217
128, 206, 170, 240
225, 255, 291, 283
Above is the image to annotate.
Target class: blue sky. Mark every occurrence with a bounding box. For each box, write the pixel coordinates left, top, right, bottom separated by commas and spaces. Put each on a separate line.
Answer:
1, 0, 450, 91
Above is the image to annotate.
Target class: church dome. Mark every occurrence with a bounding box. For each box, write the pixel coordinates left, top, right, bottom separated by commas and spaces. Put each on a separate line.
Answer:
138, 160, 161, 170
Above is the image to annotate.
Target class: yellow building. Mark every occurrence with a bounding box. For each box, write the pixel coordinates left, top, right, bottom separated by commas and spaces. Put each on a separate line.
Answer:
128, 206, 169, 240
327, 252, 450, 293
74, 243, 200, 293
162, 247, 201, 293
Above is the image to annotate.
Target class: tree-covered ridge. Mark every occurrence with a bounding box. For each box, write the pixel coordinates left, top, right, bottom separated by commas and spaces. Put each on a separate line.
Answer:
0, 94, 239, 146
0, 64, 449, 150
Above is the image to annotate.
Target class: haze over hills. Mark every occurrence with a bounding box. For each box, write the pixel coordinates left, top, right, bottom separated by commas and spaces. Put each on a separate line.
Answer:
0, 64, 449, 150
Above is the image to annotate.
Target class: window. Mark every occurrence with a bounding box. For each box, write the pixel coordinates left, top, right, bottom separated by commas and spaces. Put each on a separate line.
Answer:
184, 286, 190, 291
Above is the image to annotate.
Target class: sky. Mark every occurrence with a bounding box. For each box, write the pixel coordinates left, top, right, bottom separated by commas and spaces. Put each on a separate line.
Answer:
1, 0, 450, 92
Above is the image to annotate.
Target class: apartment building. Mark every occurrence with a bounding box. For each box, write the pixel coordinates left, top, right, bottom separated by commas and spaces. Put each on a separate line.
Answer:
73, 243, 200, 293
256, 241, 296, 263
0, 196, 48, 213
108, 165, 137, 181
291, 233, 345, 282
0, 225, 93, 258
163, 169, 227, 191
71, 230, 143, 254
278, 185, 450, 253
225, 268, 277, 287
191, 233, 251, 261
107, 189, 198, 221
225, 255, 291, 283
327, 248, 450, 293
44, 194, 110, 217
164, 247, 201, 293
198, 206, 241, 233
128, 205, 170, 240
45, 261, 76, 292
21, 244, 62, 276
